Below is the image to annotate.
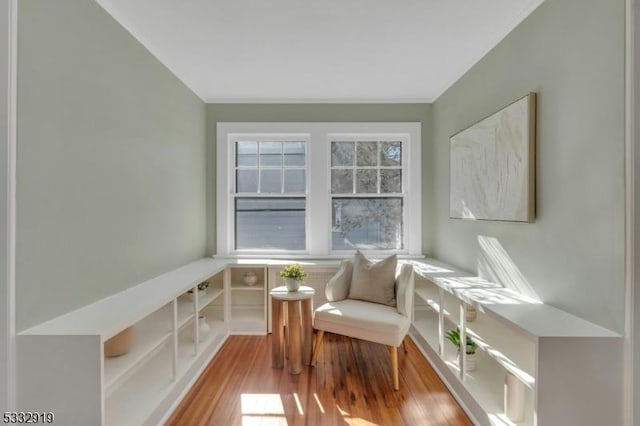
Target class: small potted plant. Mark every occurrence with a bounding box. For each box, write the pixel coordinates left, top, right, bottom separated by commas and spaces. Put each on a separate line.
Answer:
187, 280, 209, 302
445, 328, 478, 371
280, 263, 307, 292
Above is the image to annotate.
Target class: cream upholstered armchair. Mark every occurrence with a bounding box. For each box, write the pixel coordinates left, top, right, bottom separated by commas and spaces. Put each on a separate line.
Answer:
312, 253, 414, 390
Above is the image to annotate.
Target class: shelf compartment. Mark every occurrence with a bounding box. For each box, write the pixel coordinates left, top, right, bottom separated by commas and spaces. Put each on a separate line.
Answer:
229, 306, 265, 333
177, 312, 227, 358
465, 315, 536, 389
104, 303, 175, 396
179, 287, 224, 311
200, 288, 224, 307
459, 350, 535, 426
176, 297, 195, 329
105, 319, 228, 426
412, 309, 440, 353
105, 341, 174, 426
414, 287, 456, 320
229, 266, 266, 289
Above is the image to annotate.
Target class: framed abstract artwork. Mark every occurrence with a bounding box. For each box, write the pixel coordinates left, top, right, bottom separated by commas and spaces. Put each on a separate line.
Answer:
449, 92, 536, 222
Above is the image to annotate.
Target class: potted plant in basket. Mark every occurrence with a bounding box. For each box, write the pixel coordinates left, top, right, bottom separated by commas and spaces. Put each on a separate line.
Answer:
445, 328, 478, 371
187, 281, 209, 302
280, 263, 307, 292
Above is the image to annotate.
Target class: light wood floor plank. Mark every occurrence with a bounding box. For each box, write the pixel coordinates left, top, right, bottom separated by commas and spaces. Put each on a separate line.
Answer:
166, 334, 472, 426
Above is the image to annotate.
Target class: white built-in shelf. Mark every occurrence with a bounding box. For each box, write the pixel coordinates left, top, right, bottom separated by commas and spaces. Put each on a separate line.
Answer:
480, 302, 619, 339
410, 258, 621, 340
229, 306, 265, 334
104, 303, 174, 396
104, 289, 227, 398
105, 319, 227, 426
412, 309, 440, 353
20, 258, 228, 339
105, 342, 175, 426
459, 351, 535, 426
230, 283, 265, 291
465, 317, 535, 388
415, 287, 438, 305
176, 298, 195, 328
179, 288, 224, 312
409, 258, 622, 425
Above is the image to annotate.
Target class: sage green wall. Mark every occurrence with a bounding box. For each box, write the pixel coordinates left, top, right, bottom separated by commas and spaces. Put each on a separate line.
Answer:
206, 104, 432, 256
431, 0, 625, 332
0, 0, 9, 411
634, 2, 640, 422
16, 0, 207, 330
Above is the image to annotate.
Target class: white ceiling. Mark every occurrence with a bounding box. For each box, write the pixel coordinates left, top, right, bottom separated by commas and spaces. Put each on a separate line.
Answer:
95, 0, 543, 103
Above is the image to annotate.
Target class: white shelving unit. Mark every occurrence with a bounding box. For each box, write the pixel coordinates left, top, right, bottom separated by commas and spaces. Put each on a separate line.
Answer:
408, 258, 622, 426
18, 256, 620, 426
16, 258, 342, 425
17, 258, 230, 426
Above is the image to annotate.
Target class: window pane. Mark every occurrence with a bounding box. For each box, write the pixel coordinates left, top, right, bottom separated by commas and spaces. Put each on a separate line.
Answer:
260, 169, 281, 193
236, 141, 258, 167
331, 142, 354, 167
380, 142, 402, 166
356, 169, 377, 193
284, 169, 305, 193
356, 141, 378, 166
260, 142, 282, 167
284, 142, 306, 166
331, 169, 353, 193
380, 169, 401, 193
236, 198, 305, 250
236, 170, 258, 193
331, 198, 403, 250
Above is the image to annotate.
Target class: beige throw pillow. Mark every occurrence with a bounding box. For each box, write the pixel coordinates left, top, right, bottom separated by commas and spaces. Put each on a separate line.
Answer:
348, 251, 397, 307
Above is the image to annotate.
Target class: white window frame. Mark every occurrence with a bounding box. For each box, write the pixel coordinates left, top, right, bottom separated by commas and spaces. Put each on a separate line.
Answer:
217, 122, 421, 257
231, 135, 310, 254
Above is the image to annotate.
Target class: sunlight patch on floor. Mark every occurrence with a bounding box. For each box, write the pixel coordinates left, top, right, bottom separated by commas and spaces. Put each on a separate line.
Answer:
293, 393, 304, 415
240, 393, 287, 425
313, 393, 325, 413
344, 418, 381, 426
241, 393, 285, 415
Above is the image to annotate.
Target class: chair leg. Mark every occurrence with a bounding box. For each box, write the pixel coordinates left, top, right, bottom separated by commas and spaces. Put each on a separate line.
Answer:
311, 330, 325, 366
390, 345, 399, 390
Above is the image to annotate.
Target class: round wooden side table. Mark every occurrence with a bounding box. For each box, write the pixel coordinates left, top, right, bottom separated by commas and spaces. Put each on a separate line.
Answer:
270, 285, 315, 374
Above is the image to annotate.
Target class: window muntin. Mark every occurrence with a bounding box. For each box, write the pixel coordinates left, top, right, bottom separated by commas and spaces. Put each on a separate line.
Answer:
233, 140, 306, 251
330, 140, 404, 251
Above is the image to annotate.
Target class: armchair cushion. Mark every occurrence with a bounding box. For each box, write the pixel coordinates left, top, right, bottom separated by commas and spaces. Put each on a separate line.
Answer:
348, 251, 397, 307
314, 299, 411, 347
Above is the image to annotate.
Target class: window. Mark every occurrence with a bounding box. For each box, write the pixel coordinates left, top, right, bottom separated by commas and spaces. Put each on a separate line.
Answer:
330, 141, 404, 250
217, 123, 421, 256
233, 140, 307, 251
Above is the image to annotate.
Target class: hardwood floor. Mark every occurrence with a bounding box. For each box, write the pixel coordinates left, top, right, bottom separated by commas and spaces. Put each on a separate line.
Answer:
166, 333, 472, 426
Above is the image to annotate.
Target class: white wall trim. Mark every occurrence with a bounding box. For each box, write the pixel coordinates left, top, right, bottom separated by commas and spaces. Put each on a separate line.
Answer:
2, 0, 17, 411
624, 0, 635, 425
